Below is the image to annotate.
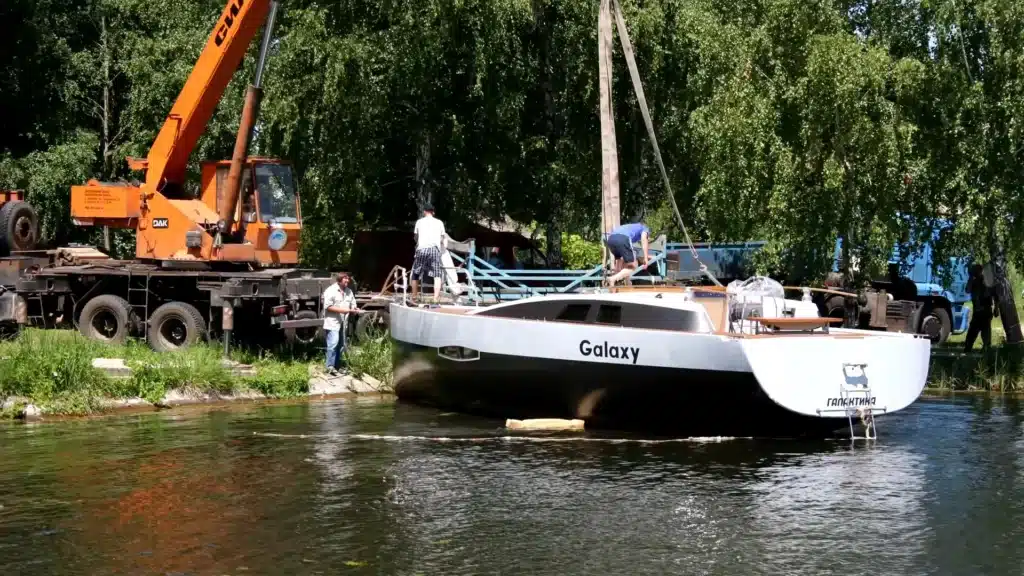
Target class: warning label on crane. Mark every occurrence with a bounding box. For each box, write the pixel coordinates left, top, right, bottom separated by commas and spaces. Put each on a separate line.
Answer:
73, 186, 137, 219
82, 189, 119, 210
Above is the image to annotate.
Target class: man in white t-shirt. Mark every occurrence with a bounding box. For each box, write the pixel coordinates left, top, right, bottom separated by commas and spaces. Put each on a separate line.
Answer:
411, 203, 447, 303
322, 272, 362, 374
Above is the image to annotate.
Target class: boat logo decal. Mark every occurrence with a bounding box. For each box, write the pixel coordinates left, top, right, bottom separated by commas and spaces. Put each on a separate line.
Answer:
842, 363, 868, 387
579, 339, 640, 365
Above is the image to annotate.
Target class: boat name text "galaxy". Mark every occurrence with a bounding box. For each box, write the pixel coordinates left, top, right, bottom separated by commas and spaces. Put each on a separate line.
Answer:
579, 340, 640, 365
824, 396, 877, 407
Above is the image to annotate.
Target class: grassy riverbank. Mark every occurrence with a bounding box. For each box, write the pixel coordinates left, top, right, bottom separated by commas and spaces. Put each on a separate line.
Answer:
0, 328, 394, 418
928, 345, 1024, 393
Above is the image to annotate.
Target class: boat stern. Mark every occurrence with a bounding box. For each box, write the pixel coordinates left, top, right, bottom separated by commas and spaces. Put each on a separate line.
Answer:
738, 331, 930, 419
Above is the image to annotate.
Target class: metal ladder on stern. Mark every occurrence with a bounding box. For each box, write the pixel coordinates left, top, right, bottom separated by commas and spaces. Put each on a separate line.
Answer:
839, 363, 882, 440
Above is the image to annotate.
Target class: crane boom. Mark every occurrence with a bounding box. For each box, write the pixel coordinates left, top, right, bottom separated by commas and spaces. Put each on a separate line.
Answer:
70, 0, 302, 267
136, 0, 272, 191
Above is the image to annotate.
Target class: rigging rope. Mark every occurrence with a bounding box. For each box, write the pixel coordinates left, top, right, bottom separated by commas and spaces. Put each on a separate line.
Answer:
608, 0, 723, 287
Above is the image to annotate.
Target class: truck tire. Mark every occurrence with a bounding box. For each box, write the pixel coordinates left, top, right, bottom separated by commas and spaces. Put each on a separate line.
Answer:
0, 200, 39, 254
148, 301, 207, 352
354, 309, 390, 342
284, 309, 321, 344
823, 295, 847, 319
919, 306, 952, 345
79, 294, 136, 345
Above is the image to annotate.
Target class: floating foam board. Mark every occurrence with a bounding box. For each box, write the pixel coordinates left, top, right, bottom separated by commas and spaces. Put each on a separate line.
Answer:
505, 418, 585, 431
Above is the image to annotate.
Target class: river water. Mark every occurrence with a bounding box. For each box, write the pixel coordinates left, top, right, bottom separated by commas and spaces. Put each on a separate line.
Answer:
1, 395, 1022, 575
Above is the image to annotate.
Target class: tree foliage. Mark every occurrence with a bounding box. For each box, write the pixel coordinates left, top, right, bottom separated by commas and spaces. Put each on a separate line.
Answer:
1, 0, 1022, 286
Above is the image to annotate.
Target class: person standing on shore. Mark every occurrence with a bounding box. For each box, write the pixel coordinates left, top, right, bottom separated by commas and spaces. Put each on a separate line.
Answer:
965, 263, 998, 352
603, 222, 650, 287
411, 203, 447, 303
322, 272, 361, 375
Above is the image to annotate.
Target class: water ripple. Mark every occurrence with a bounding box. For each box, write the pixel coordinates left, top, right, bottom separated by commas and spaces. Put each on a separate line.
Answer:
0, 397, 1020, 575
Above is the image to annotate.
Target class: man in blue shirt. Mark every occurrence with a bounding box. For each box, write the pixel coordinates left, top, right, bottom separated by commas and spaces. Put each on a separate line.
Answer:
603, 222, 650, 286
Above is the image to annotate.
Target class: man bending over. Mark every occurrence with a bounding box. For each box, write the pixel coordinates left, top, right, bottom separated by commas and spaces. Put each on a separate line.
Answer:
603, 222, 650, 287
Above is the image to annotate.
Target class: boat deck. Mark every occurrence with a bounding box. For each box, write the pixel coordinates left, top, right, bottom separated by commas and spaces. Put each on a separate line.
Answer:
402, 300, 864, 339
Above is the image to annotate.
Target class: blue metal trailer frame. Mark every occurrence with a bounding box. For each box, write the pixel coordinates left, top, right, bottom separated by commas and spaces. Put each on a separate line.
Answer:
444, 235, 674, 303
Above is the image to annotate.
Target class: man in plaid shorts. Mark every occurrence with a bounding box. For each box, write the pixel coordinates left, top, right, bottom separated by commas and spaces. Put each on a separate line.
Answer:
411, 203, 447, 303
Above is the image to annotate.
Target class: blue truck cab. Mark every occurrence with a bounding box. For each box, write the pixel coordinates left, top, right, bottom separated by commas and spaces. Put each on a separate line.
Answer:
833, 234, 971, 341
662, 231, 971, 344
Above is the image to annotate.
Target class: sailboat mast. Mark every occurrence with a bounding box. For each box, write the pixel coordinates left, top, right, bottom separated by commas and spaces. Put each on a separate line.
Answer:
598, 0, 620, 238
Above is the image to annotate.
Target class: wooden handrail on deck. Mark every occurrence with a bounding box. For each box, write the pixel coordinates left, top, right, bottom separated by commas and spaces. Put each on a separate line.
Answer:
750, 317, 843, 332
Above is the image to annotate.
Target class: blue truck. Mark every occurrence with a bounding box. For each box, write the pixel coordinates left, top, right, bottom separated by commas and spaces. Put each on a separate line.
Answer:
664, 235, 971, 345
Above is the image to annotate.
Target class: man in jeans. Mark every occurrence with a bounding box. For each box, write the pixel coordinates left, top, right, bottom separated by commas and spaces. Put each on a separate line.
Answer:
322, 272, 362, 374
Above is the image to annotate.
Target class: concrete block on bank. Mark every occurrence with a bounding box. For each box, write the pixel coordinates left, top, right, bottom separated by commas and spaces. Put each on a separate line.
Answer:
308, 372, 383, 395
344, 375, 380, 394
221, 359, 257, 377
160, 387, 265, 406
92, 357, 258, 379
360, 374, 384, 389
93, 358, 131, 379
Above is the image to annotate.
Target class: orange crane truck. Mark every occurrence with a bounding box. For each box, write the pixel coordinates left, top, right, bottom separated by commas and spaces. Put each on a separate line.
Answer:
0, 0, 331, 351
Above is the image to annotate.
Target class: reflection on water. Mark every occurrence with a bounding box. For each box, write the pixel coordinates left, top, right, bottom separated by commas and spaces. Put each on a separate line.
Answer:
1, 396, 1022, 575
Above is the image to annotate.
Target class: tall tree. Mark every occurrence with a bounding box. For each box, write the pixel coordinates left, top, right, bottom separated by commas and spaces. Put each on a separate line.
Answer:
900, 0, 1024, 342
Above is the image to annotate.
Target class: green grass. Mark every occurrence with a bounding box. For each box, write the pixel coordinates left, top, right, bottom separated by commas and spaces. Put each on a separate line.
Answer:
344, 327, 393, 390
929, 345, 1024, 392
0, 328, 393, 417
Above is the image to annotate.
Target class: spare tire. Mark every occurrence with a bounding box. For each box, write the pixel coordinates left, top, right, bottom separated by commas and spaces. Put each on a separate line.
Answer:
919, 306, 952, 346
0, 200, 39, 254
354, 309, 390, 342
284, 309, 321, 344
79, 294, 136, 345
823, 295, 847, 319
148, 301, 207, 352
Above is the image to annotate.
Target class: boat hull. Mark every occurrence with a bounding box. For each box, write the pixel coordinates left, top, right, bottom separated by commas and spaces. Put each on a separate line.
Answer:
392, 340, 852, 438
388, 301, 929, 438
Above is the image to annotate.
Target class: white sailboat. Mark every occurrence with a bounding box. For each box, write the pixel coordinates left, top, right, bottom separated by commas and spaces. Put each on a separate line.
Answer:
388, 0, 930, 438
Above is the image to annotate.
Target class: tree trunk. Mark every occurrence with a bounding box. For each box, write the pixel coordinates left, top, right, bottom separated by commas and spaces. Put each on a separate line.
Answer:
101, 13, 112, 177
546, 202, 564, 268
101, 13, 113, 250
530, 0, 565, 269
415, 132, 432, 211
989, 235, 1023, 344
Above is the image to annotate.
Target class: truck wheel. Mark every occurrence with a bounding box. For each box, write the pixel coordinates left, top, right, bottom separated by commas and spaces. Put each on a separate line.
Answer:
148, 301, 207, 352
355, 309, 390, 342
823, 295, 847, 319
79, 294, 136, 344
0, 201, 39, 254
920, 306, 952, 345
284, 309, 321, 344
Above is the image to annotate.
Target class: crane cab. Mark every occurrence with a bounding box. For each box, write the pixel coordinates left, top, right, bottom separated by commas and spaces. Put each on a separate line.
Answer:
199, 157, 302, 265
